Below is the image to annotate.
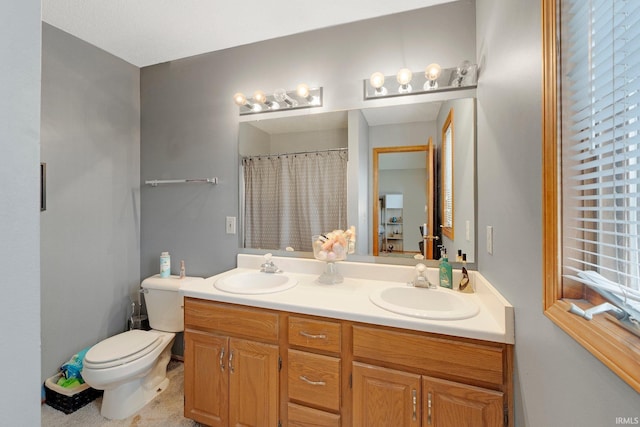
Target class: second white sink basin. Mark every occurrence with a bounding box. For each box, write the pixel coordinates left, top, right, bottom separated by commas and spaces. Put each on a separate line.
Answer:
214, 271, 298, 294
369, 286, 480, 320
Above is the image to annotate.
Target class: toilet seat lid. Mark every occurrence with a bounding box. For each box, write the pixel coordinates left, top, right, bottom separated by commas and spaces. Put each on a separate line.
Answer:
84, 330, 162, 369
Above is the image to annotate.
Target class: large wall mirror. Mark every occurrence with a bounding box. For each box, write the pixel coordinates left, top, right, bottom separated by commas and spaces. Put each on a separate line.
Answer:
238, 97, 476, 266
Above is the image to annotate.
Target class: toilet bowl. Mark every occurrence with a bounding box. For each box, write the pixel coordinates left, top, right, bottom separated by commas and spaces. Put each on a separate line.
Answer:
81, 275, 203, 420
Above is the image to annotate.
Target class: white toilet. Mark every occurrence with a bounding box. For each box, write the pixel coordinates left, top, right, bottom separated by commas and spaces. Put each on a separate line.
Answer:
82, 275, 202, 420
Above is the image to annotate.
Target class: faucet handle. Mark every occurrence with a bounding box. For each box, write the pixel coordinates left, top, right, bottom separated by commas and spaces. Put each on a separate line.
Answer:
260, 253, 281, 273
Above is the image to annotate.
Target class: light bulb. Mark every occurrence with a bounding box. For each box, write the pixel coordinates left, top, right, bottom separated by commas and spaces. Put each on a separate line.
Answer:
369, 72, 388, 96
296, 83, 310, 98
397, 68, 413, 94
233, 92, 247, 106
425, 63, 442, 81
456, 60, 472, 86
370, 72, 385, 89
273, 88, 298, 107
424, 63, 442, 90
253, 90, 267, 104
396, 68, 413, 85
273, 88, 287, 103
457, 60, 471, 77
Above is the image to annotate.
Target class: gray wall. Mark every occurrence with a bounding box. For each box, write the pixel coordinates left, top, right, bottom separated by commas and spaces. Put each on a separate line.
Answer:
0, 1, 42, 423
40, 24, 141, 381
347, 109, 370, 255
437, 98, 475, 259
140, 0, 476, 280
476, 0, 639, 425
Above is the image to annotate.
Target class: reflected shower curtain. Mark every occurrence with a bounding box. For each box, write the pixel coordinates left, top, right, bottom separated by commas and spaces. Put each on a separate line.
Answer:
243, 150, 347, 252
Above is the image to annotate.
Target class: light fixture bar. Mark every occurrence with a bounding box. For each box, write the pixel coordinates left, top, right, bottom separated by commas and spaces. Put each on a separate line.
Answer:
235, 86, 323, 116
363, 64, 477, 100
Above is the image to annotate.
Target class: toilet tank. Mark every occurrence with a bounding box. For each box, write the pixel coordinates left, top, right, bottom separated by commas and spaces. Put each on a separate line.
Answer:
141, 275, 203, 332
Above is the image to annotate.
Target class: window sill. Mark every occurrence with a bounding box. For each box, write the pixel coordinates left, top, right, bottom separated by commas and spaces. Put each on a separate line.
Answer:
545, 300, 640, 393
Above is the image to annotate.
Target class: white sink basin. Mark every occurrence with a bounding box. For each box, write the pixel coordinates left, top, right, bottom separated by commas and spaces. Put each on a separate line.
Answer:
214, 271, 298, 294
369, 286, 480, 320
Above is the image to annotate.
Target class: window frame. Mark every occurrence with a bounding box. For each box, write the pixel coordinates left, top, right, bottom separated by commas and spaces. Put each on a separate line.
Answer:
542, 0, 640, 393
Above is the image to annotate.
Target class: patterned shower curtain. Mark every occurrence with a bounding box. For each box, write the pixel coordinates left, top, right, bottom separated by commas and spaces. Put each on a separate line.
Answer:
243, 149, 348, 252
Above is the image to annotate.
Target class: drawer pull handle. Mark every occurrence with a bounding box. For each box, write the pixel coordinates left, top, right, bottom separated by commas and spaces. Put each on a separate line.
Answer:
219, 347, 225, 372
299, 375, 326, 386
229, 350, 234, 374
427, 391, 432, 425
299, 331, 327, 340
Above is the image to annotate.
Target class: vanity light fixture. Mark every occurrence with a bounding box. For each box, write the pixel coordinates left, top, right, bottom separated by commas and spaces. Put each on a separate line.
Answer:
234, 84, 323, 115
363, 61, 477, 100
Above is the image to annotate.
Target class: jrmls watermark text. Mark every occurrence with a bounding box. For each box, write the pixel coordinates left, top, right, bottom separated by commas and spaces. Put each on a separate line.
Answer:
616, 417, 640, 425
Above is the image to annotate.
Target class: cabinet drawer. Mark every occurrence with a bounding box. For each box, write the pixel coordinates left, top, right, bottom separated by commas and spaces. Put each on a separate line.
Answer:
288, 402, 341, 427
352, 325, 505, 387
289, 316, 341, 353
184, 298, 278, 343
288, 349, 341, 412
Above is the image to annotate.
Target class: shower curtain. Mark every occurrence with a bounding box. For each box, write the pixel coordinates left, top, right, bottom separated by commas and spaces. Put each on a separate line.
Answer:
243, 149, 347, 252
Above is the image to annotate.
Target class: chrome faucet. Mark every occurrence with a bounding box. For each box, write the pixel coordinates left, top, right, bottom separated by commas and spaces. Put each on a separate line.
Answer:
411, 263, 435, 289
260, 253, 281, 273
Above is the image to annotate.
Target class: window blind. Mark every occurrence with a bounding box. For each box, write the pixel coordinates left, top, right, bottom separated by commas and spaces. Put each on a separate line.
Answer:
560, 0, 640, 307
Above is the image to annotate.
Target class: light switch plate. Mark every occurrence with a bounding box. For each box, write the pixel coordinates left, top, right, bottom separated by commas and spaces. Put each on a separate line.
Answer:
486, 225, 493, 254
226, 216, 236, 234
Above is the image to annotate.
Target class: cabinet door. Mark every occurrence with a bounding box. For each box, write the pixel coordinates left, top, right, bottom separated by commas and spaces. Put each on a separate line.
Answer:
352, 362, 421, 427
184, 330, 229, 427
423, 377, 504, 427
228, 338, 279, 427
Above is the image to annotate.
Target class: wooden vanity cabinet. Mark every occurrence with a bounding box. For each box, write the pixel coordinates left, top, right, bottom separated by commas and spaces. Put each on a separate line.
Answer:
183, 298, 513, 427
351, 325, 511, 427
287, 315, 343, 427
184, 298, 280, 427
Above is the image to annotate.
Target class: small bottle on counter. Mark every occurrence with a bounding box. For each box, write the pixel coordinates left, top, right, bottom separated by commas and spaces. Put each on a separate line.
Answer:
458, 254, 473, 293
160, 251, 171, 278
179, 260, 186, 279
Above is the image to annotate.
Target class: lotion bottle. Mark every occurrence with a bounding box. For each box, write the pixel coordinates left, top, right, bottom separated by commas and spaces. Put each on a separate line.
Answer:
439, 248, 453, 289
458, 253, 473, 293
160, 251, 171, 278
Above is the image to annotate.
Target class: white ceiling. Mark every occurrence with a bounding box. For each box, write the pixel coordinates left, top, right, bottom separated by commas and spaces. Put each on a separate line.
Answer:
42, 0, 454, 68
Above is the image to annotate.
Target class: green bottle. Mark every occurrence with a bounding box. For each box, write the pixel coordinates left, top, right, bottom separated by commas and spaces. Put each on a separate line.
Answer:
439, 248, 453, 289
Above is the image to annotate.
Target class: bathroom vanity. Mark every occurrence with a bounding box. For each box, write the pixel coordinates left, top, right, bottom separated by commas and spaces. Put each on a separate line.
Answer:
180, 255, 514, 427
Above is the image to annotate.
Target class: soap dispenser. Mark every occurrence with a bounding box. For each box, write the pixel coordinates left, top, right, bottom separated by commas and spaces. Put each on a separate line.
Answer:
438, 248, 453, 289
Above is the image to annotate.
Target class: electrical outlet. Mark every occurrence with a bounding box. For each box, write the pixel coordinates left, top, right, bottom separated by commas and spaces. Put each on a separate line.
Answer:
486, 225, 493, 254
226, 216, 236, 234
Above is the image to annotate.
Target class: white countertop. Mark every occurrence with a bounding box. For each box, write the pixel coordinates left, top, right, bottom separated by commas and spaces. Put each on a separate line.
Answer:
179, 254, 515, 344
